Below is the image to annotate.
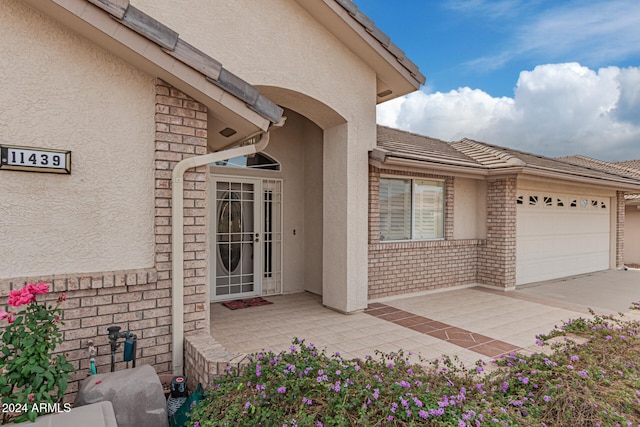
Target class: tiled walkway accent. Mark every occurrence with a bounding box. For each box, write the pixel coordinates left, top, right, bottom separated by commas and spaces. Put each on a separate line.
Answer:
365, 303, 521, 358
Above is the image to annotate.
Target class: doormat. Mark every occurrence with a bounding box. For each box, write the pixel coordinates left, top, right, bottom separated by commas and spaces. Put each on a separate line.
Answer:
222, 297, 273, 310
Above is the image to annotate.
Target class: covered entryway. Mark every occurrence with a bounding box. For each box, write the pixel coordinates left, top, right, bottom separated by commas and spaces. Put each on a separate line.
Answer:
516, 192, 611, 285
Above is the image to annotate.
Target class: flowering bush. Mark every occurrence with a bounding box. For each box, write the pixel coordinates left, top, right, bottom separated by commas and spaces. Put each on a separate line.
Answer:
189, 311, 640, 426
0, 282, 75, 423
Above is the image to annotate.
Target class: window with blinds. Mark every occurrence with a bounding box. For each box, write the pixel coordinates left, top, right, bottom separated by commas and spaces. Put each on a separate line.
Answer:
379, 177, 444, 241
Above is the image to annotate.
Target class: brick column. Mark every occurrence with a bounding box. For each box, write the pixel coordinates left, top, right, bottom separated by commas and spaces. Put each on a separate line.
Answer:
154, 80, 209, 336
478, 177, 517, 289
616, 191, 625, 268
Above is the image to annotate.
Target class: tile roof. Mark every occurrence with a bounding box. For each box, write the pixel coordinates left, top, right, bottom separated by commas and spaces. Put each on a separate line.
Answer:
452, 139, 640, 184
558, 155, 640, 179
334, 1, 426, 85
614, 160, 640, 172
86, 0, 283, 124
373, 128, 640, 187
375, 126, 482, 168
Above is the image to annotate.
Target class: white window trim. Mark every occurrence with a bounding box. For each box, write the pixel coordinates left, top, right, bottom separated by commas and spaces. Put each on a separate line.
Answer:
379, 175, 446, 242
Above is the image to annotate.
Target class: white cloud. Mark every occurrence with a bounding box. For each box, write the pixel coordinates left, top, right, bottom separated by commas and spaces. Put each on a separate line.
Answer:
377, 63, 640, 161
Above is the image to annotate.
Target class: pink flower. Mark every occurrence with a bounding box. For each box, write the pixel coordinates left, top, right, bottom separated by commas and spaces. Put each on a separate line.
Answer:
57, 292, 67, 303
27, 393, 35, 403
27, 281, 49, 295
7, 282, 49, 307
7, 287, 35, 307
0, 310, 8, 321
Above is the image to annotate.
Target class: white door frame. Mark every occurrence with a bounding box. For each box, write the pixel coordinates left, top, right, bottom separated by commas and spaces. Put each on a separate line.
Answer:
210, 176, 262, 302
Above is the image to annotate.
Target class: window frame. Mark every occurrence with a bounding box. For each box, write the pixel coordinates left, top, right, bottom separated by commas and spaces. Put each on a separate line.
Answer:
379, 175, 445, 242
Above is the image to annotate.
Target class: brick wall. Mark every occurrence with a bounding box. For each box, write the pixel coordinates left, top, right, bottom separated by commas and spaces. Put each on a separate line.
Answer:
0, 80, 210, 402
477, 177, 517, 289
368, 166, 482, 299
617, 191, 625, 268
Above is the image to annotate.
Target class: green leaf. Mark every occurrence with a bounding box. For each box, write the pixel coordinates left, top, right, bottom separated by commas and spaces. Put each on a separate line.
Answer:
57, 377, 68, 394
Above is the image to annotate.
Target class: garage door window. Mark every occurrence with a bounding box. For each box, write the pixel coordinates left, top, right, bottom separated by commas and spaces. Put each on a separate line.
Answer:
379, 177, 444, 241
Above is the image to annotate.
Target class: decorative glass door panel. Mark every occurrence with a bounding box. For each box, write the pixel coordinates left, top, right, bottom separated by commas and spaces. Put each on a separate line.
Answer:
210, 176, 283, 302
212, 179, 259, 300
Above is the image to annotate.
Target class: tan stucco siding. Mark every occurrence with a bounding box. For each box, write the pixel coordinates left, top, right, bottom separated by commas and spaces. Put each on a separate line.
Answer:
453, 178, 487, 239
0, 0, 156, 279
131, 0, 376, 137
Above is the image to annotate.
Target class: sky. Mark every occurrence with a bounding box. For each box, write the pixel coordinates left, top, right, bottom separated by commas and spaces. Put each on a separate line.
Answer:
356, 0, 640, 162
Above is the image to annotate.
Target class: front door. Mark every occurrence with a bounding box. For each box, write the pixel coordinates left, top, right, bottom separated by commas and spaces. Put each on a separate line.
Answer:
211, 177, 261, 301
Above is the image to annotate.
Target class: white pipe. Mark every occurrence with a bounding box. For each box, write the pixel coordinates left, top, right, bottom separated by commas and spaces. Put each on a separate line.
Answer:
171, 131, 274, 375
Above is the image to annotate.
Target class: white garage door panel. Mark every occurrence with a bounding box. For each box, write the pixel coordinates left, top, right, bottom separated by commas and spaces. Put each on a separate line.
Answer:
516, 196, 610, 285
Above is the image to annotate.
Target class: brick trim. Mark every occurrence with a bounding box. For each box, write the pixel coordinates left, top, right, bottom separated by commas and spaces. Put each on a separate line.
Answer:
154, 79, 209, 334
0, 267, 157, 297
477, 177, 517, 288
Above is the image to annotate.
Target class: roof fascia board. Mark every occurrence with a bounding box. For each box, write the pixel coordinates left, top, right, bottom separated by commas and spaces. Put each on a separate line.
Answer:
372, 156, 640, 190
515, 167, 640, 192
24, 0, 273, 134
295, 0, 423, 101
371, 157, 488, 179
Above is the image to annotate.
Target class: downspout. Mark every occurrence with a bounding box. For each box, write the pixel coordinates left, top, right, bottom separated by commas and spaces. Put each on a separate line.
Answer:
171, 122, 283, 375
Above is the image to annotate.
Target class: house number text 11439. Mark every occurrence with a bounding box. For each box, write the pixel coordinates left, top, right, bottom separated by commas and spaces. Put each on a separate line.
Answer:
0, 144, 71, 174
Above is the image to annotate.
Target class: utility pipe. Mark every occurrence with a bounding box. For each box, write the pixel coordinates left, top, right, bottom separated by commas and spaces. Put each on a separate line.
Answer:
171, 123, 282, 375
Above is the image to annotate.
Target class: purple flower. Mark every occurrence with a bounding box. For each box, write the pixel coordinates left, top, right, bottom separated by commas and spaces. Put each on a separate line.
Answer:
577, 370, 588, 378
373, 389, 380, 399
419, 410, 429, 419
256, 364, 262, 377
194, 423, 199, 427
570, 355, 579, 361
277, 387, 287, 394
567, 365, 574, 370
543, 395, 551, 402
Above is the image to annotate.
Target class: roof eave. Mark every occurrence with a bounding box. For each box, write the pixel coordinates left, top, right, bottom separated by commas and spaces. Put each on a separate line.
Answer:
295, 0, 424, 103
370, 155, 488, 179
515, 166, 640, 191
23, 0, 282, 146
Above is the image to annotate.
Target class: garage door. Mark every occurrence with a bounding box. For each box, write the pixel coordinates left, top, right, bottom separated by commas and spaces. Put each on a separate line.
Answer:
516, 193, 610, 285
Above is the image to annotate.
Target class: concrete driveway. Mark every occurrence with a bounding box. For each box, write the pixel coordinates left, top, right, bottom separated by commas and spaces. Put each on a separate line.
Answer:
515, 268, 640, 313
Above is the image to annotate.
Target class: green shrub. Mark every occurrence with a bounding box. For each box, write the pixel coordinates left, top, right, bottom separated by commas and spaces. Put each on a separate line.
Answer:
189, 312, 640, 426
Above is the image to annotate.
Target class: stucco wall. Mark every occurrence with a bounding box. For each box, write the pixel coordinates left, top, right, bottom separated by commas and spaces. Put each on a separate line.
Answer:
131, 0, 376, 137
453, 178, 487, 240
0, 0, 156, 279
130, 0, 377, 312
625, 205, 640, 265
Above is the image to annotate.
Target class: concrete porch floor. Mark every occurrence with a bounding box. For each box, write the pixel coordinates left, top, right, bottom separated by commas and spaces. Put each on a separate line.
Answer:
209, 273, 638, 367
